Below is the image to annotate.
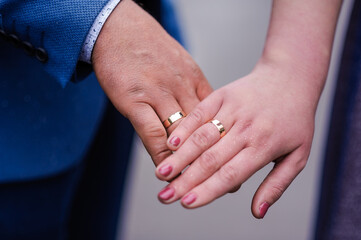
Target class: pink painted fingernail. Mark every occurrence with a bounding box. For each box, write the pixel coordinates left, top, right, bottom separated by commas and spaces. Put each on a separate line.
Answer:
169, 136, 180, 147
158, 164, 172, 177
158, 187, 175, 201
182, 193, 197, 205
259, 202, 270, 219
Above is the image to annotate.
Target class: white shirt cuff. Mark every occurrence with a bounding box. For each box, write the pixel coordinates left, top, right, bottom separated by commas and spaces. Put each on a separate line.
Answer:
79, 0, 122, 64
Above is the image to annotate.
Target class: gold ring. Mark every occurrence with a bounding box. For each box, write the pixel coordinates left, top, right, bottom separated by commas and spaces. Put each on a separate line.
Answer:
209, 119, 226, 138
163, 111, 186, 128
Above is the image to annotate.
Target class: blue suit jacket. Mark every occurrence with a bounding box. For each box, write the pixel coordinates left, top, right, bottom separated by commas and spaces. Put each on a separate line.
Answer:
0, 0, 182, 183
0, 0, 110, 183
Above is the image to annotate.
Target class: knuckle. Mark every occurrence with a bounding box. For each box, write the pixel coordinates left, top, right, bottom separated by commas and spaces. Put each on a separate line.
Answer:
233, 119, 253, 137
219, 164, 239, 185
229, 184, 241, 193
151, 148, 171, 165
189, 108, 204, 125
258, 122, 274, 140
191, 131, 210, 149
294, 157, 307, 172
248, 119, 275, 147
123, 103, 146, 120
257, 118, 274, 133
191, 63, 203, 79
157, 83, 174, 97
198, 151, 219, 173
270, 183, 285, 201
174, 73, 184, 83
134, 49, 155, 64
145, 124, 167, 139
262, 119, 275, 132
126, 81, 148, 100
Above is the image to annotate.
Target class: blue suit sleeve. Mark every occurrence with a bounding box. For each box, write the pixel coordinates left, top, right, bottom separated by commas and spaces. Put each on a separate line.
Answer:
0, 0, 109, 87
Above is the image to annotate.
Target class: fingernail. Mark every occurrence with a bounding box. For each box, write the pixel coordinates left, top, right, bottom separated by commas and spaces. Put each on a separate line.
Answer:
169, 136, 180, 147
259, 202, 270, 219
158, 164, 172, 177
158, 187, 175, 201
182, 193, 197, 205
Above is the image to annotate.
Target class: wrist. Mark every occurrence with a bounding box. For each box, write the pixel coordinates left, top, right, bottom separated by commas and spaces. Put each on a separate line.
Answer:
92, 0, 141, 65
80, 0, 123, 63
92, 0, 162, 67
252, 54, 326, 112
259, 43, 330, 85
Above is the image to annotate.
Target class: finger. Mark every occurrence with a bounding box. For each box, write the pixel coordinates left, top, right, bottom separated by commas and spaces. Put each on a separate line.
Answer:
153, 93, 184, 125
156, 112, 246, 182
229, 184, 242, 193
156, 108, 235, 181
179, 147, 265, 208
156, 111, 235, 181
196, 74, 213, 100
251, 148, 307, 219
162, 110, 188, 136
150, 92, 188, 138
128, 103, 172, 166
156, 123, 220, 180
157, 123, 251, 203
167, 91, 223, 151
176, 54, 213, 101
176, 91, 200, 118
166, 89, 203, 137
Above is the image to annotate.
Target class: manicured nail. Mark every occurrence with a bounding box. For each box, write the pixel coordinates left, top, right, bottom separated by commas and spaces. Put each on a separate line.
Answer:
182, 193, 197, 205
259, 202, 270, 219
158, 164, 172, 177
158, 187, 175, 201
169, 136, 180, 147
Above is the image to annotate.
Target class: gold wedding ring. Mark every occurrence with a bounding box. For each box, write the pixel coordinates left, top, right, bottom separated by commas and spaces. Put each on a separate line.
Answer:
163, 111, 186, 128
209, 119, 226, 138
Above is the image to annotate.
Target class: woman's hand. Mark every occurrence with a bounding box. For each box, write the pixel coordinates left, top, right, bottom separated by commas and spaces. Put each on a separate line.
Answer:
155, 62, 319, 218
154, 0, 341, 218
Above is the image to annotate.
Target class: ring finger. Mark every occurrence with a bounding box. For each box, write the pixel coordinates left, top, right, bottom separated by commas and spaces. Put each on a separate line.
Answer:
151, 94, 188, 140
166, 85, 205, 134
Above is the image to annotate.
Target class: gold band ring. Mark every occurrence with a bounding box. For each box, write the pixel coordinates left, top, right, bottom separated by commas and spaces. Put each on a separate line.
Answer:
209, 119, 226, 138
163, 111, 186, 128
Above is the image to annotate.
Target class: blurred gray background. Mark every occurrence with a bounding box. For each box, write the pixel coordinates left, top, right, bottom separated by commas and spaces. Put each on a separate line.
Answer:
118, 1, 354, 239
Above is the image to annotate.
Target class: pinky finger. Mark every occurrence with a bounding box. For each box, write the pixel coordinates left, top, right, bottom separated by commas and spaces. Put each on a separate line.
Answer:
251, 148, 308, 219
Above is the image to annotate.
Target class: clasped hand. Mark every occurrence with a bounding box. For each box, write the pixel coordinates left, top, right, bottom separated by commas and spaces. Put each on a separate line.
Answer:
155, 63, 316, 218
92, 0, 317, 219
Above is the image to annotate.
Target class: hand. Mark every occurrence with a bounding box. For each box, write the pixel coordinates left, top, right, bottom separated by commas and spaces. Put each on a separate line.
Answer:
155, 62, 318, 218
92, 0, 213, 165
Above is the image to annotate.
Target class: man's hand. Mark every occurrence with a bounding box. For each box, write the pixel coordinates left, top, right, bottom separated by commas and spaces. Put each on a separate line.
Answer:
92, 0, 212, 165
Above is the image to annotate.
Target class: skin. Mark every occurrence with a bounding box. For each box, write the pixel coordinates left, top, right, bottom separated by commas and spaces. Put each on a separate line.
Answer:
92, 0, 213, 165
155, 0, 343, 218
